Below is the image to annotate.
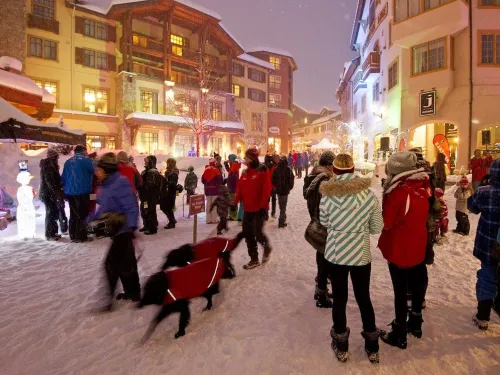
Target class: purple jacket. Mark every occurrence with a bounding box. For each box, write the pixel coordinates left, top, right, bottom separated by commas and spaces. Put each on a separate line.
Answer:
202, 167, 222, 196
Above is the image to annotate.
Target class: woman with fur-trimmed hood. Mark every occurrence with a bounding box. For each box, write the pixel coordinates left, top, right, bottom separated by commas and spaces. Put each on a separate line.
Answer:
319, 154, 383, 364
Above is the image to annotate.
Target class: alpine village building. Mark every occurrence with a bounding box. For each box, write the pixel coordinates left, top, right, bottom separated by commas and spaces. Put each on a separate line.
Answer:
0, 0, 298, 157
336, 0, 500, 170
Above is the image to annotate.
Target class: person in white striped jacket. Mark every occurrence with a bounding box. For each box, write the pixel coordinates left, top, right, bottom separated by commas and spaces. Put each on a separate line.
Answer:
319, 154, 384, 364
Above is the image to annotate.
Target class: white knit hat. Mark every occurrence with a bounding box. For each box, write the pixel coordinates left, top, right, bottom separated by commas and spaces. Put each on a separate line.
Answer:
387, 151, 417, 176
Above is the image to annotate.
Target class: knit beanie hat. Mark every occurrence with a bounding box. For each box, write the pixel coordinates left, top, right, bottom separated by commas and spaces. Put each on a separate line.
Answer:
228, 154, 237, 162
387, 151, 417, 176
245, 148, 259, 163
333, 154, 355, 175
46, 148, 58, 159
116, 151, 128, 163
319, 151, 335, 166
98, 152, 118, 174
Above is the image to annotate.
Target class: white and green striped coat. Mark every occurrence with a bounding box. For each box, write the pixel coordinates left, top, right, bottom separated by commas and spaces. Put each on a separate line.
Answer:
319, 173, 383, 266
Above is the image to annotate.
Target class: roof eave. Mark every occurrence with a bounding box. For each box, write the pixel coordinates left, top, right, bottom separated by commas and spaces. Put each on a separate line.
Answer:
349, 0, 366, 51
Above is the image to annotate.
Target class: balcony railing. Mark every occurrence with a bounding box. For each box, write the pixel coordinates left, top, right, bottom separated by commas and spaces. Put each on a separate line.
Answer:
352, 71, 367, 93
205, 54, 227, 73
27, 14, 59, 34
119, 62, 164, 80
132, 35, 164, 53
170, 46, 198, 62
362, 52, 380, 81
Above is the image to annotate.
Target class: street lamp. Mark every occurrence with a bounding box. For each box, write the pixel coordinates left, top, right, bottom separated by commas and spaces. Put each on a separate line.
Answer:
201, 88, 209, 94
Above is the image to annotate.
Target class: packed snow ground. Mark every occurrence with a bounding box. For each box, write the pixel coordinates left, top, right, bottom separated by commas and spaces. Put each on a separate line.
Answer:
1, 178, 500, 375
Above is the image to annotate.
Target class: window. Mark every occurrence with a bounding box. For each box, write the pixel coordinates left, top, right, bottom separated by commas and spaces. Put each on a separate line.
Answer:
479, 31, 500, 65
175, 96, 197, 114
321, 125, 326, 132
83, 19, 108, 40
373, 81, 380, 103
210, 137, 223, 156
251, 113, 263, 131
269, 93, 282, 107
232, 84, 243, 98
270, 75, 281, 89
96, 52, 108, 70
361, 95, 367, 114
480, 0, 500, 6
34, 79, 58, 106
304, 128, 310, 134
249, 69, 266, 83
412, 37, 445, 76
171, 34, 187, 56
388, 58, 399, 90
313, 127, 320, 134
33, 0, 55, 20
28, 36, 57, 60
84, 49, 95, 67
86, 135, 116, 152
140, 132, 158, 155
83, 87, 109, 114
84, 20, 95, 38
96, 22, 108, 40
270, 56, 281, 70
79, 48, 114, 70
249, 89, 265, 102
233, 62, 244, 77
210, 102, 223, 121
133, 34, 148, 48
140, 90, 158, 114
395, 0, 453, 23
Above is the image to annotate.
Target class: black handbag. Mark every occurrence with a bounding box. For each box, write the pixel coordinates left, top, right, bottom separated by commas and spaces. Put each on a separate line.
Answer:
305, 217, 327, 252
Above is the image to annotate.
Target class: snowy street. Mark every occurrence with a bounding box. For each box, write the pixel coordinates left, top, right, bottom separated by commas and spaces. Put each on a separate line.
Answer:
1, 178, 500, 375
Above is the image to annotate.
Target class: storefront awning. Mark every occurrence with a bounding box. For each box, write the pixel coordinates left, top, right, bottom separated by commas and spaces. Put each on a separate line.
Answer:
125, 112, 244, 134
0, 97, 86, 145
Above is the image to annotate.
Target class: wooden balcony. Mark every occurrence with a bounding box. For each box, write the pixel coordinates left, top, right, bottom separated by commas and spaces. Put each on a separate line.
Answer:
362, 52, 380, 82
119, 63, 164, 80
205, 54, 227, 74
169, 46, 199, 63
27, 14, 59, 34
121, 35, 164, 58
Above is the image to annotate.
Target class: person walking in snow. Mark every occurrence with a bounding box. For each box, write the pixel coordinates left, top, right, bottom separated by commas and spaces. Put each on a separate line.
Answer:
202, 158, 222, 224
378, 151, 431, 350
91, 153, 141, 311
184, 166, 198, 203
453, 176, 473, 236
138, 155, 163, 235
61, 145, 95, 243
225, 154, 241, 221
210, 184, 230, 236
287, 152, 294, 174
39, 148, 64, 241
468, 158, 500, 330
320, 154, 383, 364
296, 152, 304, 179
161, 158, 179, 229
233, 148, 273, 269
264, 154, 277, 219
304, 151, 335, 309
272, 156, 294, 228
303, 151, 310, 177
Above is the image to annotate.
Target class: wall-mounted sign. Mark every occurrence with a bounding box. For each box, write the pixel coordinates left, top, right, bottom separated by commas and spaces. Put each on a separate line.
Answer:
269, 126, 280, 134
419, 90, 436, 117
445, 123, 458, 138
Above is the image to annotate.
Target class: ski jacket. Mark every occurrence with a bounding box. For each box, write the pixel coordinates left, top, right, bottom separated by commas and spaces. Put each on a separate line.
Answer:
164, 168, 180, 198
118, 163, 141, 193
39, 158, 62, 203
303, 166, 333, 220
234, 165, 271, 213
139, 168, 163, 203
91, 172, 138, 233
468, 159, 500, 265
272, 159, 295, 196
202, 166, 222, 196
296, 154, 304, 168
320, 174, 383, 266
226, 162, 241, 193
470, 157, 487, 182
378, 169, 431, 268
61, 152, 95, 196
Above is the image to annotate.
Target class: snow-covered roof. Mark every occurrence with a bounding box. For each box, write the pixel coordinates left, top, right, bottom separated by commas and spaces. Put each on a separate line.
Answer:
54, 109, 118, 119
78, 0, 222, 19
218, 23, 242, 46
0, 97, 84, 135
247, 47, 293, 58
126, 112, 244, 130
311, 112, 341, 125
0, 69, 43, 98
42, 89, 56, 104
236, 54, 275, 70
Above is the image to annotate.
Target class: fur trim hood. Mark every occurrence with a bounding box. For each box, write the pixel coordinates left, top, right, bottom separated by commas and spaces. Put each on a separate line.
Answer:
320, 173, 371, 197
383, 168, 429, 194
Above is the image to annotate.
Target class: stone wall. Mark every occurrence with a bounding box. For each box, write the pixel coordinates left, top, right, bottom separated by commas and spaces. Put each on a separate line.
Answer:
115, 73, 137, 150
0, 0, 27, 65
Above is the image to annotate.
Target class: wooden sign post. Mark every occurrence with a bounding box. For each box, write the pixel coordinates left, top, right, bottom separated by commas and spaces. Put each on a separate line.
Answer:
189, 194, 205, 243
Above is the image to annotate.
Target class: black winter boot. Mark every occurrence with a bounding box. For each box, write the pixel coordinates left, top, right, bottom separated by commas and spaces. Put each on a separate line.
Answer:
380, 321, 407, 349
473, 299, 493, 330
408, 311, 424, 338
361, 330, 380, 364
315, 287, 333, 308
494, 295, 500, 318
330, 327, 350, 363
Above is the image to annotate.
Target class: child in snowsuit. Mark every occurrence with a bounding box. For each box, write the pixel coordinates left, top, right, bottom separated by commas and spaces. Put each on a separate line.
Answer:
184, 166, 198, 203
210, 184, 230, 235
434, 188, 448, 240
453, 176, 473, 236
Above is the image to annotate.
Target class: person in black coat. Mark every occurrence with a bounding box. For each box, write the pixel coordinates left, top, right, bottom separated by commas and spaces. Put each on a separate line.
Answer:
139, 155, 163, 235
161, 158, 179, 229
39, 149, 64, 241
272, 156, 295, 228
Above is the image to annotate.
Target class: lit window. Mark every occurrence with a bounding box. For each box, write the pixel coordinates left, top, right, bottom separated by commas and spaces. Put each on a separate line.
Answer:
269, 93, 282, 107
270, 75, 281, 89
270, 56, 281, 70
388, 58, 399, 89
83, 87, 109, 114
232, 84, 243, 98
86, 135, 116, 152
251, 113, 263, 131
304, 118, 308, 124
210, 102, 223, 121
34, 79, 58, 106
33, 0, 55, 20
412, 37, 445, 76
479, 31, 500, 65
140, 90, 158, 114
28, 36, 57, 60
140, 132, 158, 155
171, 34, 186, 56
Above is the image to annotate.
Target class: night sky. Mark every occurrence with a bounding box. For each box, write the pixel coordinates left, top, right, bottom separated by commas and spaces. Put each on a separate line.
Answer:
194, 0, 358, 113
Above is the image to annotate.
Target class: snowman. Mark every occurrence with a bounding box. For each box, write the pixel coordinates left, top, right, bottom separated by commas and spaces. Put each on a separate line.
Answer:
16, 170, 36, 239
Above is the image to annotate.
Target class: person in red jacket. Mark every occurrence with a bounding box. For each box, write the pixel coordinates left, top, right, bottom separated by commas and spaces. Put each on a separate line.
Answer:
469, 149, 487, 192
233, 148, 272, 269
117, 151, 142, 193
378, 151, 431, 350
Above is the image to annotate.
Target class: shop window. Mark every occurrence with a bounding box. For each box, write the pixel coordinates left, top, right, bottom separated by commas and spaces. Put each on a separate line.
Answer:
412, 37, 445, 76
83, 87, 109, 114
269, 93, 282, 107
251, 113, 263, 131
211, 137, 223, 155
174, 135, 194, 157
86, 135, 116, 152
270, 75, 281, 89
270, 56, 281, 70
33, 0, 55, 20
34, 79, 58, 107
479, 31, 500, 65
140, 132, 158, 155
210, 102, 223, 121
140, 90, 158, 114
28, 36, 57, 60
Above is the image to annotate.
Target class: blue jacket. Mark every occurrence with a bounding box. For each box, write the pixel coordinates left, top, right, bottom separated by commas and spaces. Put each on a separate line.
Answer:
468, 159, 500, 265
296, 154, 304, 168
303, 153, 309, 166
91, 172, 138, 233
61, 153, 95, 195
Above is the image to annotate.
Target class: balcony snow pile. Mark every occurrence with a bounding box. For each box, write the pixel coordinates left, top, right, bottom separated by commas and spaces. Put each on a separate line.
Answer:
237, 53, 275, 70
126, 112, 243, 131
